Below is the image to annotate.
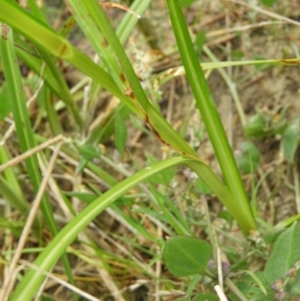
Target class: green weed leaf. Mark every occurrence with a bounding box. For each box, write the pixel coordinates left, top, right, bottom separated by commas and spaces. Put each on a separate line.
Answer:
235, 141, 260, 174
244, 112, 268, 138
280, 118, 300, 163
244, 110, 287, 138
163, 236, 211, 277
230, 272, 274, 301
264, 223, 300, 286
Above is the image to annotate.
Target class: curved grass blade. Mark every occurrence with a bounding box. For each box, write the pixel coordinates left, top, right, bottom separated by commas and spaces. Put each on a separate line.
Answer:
116, 0, 152, 44
9, 156, 231, 301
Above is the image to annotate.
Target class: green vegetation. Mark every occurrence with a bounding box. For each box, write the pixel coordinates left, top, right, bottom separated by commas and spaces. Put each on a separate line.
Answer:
0, 0, 300, 300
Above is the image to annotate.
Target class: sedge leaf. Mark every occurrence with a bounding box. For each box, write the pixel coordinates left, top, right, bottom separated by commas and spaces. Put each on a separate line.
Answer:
235, 141, 260, 174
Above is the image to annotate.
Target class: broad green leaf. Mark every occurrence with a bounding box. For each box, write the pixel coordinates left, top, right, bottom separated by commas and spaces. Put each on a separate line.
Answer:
264, 223, 300, 286
280, 118, 300, 163
288, 272, 300, 296
163, 236, 211, 277
114, 110, 127, 159
235, 141, 260, 174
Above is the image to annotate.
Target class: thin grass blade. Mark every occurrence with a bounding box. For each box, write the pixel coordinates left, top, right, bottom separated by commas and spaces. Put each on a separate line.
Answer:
165, 0, 256, 233
9, 156, 231, 301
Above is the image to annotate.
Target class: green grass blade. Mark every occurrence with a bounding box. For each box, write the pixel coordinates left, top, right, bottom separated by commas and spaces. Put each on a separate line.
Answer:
2, 0, 83, 133
157, 58, 300, 89
149, 185, 192, 235
110, 203, 156, 242
0, 23, 57, 232
8, 156, 227, 301
0, 176, 28, 213
0, 0, 141, 113
27, 0, 82, 128
203, 45, 246, 127
66, 0, 123, 88
0, 145, 28, 212
116, 0, 152, 44
42, 85, 63, 135
165, 0, 256, 234
37, 47, 82, 128
81, 0, 198, 156
14, 40, 62, 98
0, 23, 76, 299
